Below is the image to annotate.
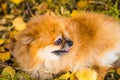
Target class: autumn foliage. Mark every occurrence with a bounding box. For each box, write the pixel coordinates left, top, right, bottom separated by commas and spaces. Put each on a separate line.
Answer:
0, 0, 120, 80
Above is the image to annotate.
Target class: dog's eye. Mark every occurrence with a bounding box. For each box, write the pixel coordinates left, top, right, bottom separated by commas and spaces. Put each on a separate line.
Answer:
55, 38, 62, 45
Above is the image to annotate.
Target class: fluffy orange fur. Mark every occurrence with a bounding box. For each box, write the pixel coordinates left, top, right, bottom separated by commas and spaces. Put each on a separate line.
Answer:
11, 12, 120, 80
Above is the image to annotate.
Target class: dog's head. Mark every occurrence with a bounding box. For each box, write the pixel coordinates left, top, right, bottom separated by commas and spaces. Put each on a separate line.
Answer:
15, 12, 73, 62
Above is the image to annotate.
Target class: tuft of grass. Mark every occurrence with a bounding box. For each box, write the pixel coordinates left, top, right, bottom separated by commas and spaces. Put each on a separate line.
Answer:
103, 1, 120, 20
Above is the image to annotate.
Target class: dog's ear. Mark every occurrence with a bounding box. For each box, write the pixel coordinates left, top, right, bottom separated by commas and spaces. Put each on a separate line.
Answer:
21, 36, 35, 44
5, 38, 16, 52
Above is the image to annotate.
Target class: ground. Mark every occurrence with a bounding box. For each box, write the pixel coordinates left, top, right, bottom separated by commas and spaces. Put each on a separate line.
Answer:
0, 0, 120, 80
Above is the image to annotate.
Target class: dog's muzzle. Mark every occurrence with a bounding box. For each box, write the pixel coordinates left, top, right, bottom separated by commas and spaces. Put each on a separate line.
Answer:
52, 40, 73, 55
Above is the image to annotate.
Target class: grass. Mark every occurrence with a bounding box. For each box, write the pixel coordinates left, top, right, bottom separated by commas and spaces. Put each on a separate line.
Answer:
0, 0, 120, 80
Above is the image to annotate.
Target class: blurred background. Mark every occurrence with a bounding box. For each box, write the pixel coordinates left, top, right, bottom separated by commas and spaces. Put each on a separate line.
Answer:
0, 0, 120, 80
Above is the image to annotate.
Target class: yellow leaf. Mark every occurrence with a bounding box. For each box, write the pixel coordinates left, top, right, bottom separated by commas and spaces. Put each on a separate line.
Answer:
0, 52, 10, 62
47, 0, 53, 3
13, 17, 26, 31
60, 6, 70, 16
76, 68, 97, 80
117, 68, 120, 75
70, 72, 76, 80
0, 39, 4, 45
108, 67, 116, 72
0, 47, 5, 52
77, 1, 88, 9
9, 30, 18, 38
71, 10, 80, 17
71, 11, 88, 18
55, 72, 70, 80
2, 3, 7, 14
1, 66, 16, 77
4, 15, 14, 19
10, 0, 24, 5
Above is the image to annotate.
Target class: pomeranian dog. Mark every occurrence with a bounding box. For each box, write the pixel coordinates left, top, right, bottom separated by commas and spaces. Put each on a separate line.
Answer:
11, 12, 120, 80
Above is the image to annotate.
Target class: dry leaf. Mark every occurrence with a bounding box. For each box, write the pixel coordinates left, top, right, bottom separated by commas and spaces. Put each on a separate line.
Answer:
4, 15, 14, 19
70, 72, 76, 80
60, 6, 70, 15
9, 30, 18, 38
2, 3, 7, 14
1, 66, 16, 77
76, 68, 97, 80
12, 17, 26, 31
71, 10, 80, 17
117, 68, 120, 75
0, 47, 5, 52
55, 72, 70, 80
108, 67, 116, 72
47, 0, 53, 3
0, 52, 10, 62
0, 39, 5, 45
77, 1, 88, 9
10, 0, 24, 5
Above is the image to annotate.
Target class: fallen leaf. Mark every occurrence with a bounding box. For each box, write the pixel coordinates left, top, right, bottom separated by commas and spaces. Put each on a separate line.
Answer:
108, 67, 116, 72
10, 0, 24, 5
55, 72, 70, 80
12, 17, 26, 31
60, 6, 70, 16
0, 39, 5, 45
47, 0, 53, 3
15, 72, 31, 80
70, 72, 76, 80
1, 66, 16, 77
9, 30, 18, 38
76, 68, 97, 80
2, 3, 7, 14
4, 15, 14, 19
0, 47, 5, 52
117, 68, 120, 75
0, 52, 10, 62
71, 10, 80, 17
77, 1, 88, 9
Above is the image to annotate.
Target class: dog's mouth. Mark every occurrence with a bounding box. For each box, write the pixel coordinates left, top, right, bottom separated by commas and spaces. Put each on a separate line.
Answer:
51, 49, 69, 55
52, 39, 73, 55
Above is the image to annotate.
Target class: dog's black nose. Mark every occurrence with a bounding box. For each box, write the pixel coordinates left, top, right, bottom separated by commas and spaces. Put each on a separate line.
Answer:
66, 40, 73, 47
